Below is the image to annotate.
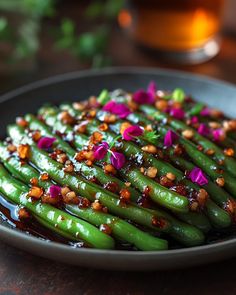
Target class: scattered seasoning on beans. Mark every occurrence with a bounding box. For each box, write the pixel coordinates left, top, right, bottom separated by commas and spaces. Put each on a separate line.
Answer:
224, 148, 234, 157
100, 224, 112, 235
182, 129, 194, 139
28, 186, 44, 199
18, 208, 31, 220
17, 144, 30, 160
141, 145, 158, 154
216, 177, 225, 187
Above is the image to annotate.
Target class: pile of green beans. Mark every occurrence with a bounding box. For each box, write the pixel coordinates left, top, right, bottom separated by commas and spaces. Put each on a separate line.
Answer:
0, 85, 236, 251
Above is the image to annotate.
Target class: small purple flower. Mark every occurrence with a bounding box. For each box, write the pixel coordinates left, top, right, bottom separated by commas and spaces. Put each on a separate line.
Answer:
123, 125, 143, 141
110, 151, 126, 169
212, 129, 224, 141
170, 108, 185, 120
191, 116, 199, 124
198, 123, 210, 136
133, 90, 155, 105
164, 130, 179, 147
103, 100, 131, 119
37, 136, 56, 150
49, 185, 61, 198
189, 167, 208, 186
93, 142, 109, 160
147, 81, 157, 98
200, 107, 210, 116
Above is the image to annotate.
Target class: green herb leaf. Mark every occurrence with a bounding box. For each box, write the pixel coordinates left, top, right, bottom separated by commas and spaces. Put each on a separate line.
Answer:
142, 130, 160, 144
172, 88, 185, 103
97, 89, 110, 105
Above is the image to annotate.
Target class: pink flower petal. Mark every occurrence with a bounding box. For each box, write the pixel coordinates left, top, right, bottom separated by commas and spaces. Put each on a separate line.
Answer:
93, 142, 109, 160
123, 125, 143, 141
103, 100, 116, 112
49, 185, 61, 198
133, 90, 155, 105
189, 167, 208, 186
164, 130, 179, 147
147, 81, 157, 98
200, 107, 210, 116
212, 129, 224, 141
198, 124, 210, 136
170, 108, 185, 120
110, 151, 126, 169
37, 137, 56, 150
191, 116, 199, 124
103, 100, 131, 119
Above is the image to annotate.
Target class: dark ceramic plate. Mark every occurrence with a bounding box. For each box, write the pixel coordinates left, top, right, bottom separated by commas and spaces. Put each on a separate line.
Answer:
1, 67, 236, 271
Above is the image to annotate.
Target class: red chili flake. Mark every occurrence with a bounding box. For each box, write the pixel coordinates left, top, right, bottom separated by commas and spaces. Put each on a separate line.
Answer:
63, 160, 74, 173
225, 199, 236, 215
103, 163, 117, 175
62, 191, 79, 204
78, 197, 91, 208
100, 224, 112, 235
137, 194, 151, 208
89, 131, 103, 145
197, 145, 204, 151
17, 144, 30, 160
18, 208, 31, 220
74, 151, 86, 162
119, 188, 131, 203
151, 216, 167, 229
74, 122, 88, 134
173, 144, 183, 156
40, 173, 50, 181
57, 153, 68, 164
160, 176, 173, 188
28, 186, 44, 199
170, 185, 187, 196
41, 194, 60, 205
224, 148, 234, 157
30, 177, 38, 186
16, 117, 28, 128
99, 123, 109, 132
31, 130, 41, 142
103, 181, 119, 193
59, 111, 75, 125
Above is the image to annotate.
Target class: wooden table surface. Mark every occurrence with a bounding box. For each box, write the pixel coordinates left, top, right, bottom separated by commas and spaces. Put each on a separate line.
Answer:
1, 3, 236, 294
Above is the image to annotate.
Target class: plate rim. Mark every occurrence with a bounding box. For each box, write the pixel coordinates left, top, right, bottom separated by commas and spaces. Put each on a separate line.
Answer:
1, 66, 236, 259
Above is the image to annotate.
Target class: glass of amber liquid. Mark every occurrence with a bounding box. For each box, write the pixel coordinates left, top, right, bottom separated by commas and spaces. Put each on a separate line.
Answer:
119, 0, 225, 64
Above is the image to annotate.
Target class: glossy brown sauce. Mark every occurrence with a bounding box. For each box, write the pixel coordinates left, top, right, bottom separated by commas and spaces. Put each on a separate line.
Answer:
1, 193, 236, 250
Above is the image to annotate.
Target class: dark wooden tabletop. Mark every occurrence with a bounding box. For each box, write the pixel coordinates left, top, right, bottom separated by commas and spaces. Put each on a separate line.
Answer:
1, 2, 236, 294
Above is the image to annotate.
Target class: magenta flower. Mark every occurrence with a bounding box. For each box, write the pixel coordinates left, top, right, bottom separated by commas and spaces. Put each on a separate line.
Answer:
200, 107, 210, 116
164, 130, 179, 147
189, 167, 208, 186
49, 185, 61, 198
191, 116, 199, 124
103, 100, 131, 119
198, 123, 210, 136
212, 129, 224, 141
110, 151, 126, 169
170, 108, 185, 120
93, 142, 109, 160
37, 136, 56, 150
133, 90, 155, 105
147, 81, 157, 98
123, 125, 143, 141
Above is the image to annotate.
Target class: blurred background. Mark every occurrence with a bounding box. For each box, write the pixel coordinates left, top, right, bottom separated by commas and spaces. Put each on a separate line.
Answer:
0, 0, 236, 94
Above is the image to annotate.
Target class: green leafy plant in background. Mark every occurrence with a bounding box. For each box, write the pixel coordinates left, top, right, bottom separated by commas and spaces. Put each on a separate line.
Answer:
55, 0, 124, 68
0, 0, 55, 63
0, 0, 124, 68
